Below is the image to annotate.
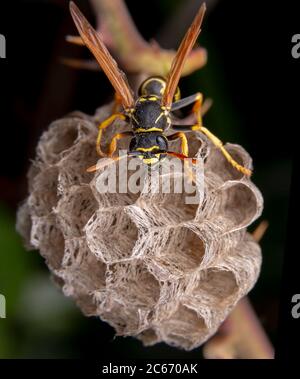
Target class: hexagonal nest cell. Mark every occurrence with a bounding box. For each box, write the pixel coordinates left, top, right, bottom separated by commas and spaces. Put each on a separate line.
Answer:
16, 103, 263, 350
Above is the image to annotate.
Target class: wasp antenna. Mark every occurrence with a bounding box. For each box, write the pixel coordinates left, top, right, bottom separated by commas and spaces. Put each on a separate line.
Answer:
87, 155, 128, 173
86, 164, 98, 173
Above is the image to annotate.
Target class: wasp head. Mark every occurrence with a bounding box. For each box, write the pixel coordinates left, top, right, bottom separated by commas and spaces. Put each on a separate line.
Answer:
128, 133, 168, 166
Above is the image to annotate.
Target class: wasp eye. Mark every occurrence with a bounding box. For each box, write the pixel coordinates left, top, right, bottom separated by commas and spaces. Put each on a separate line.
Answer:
156, 135, 168, 151
129, 137, 137, 152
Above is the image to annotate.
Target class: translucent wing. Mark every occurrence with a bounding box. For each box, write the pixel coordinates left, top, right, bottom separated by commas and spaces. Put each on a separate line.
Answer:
69, 1, 135, 109
162, 3, 206, 108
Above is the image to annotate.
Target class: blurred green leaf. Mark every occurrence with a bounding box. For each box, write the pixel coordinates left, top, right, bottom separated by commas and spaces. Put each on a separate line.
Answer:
0, 204, 31, 312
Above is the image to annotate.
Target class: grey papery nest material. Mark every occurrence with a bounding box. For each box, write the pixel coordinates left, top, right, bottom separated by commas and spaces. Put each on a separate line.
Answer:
16, 103, 263, 350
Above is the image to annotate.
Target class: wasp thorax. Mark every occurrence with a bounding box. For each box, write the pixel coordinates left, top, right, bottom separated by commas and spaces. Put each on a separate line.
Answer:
131, 96, 170, 132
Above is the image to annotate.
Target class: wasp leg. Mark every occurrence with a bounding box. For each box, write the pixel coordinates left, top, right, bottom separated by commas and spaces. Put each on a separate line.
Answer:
165, 151, 197, 184
87, 131, 133, 172
171, 124, 252, 176
107, 131, 134, 157
192, 92, 204, 127
167, 132, 196, 182
112, 92, 124, 114
192, 95, 251, 176
96, 113, 126, 157
166, 151, 197, 164
167, 132, 189, 156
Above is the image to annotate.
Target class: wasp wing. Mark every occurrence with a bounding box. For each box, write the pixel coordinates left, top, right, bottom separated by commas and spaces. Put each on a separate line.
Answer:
162, 3, 206, 108
69, 1, 135, 109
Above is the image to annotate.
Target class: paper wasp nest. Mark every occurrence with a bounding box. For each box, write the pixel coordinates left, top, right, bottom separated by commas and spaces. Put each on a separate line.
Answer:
17, 103, 263, 350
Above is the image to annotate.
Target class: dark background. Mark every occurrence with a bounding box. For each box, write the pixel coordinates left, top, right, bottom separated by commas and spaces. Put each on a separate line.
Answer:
0, 0, 293, 358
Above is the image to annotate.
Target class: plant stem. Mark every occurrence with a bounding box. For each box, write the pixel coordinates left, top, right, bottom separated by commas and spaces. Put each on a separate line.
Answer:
65, 0, 207, 77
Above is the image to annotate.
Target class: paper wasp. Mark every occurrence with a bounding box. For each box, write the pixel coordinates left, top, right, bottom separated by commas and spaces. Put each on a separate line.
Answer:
69, 2, 251, 176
